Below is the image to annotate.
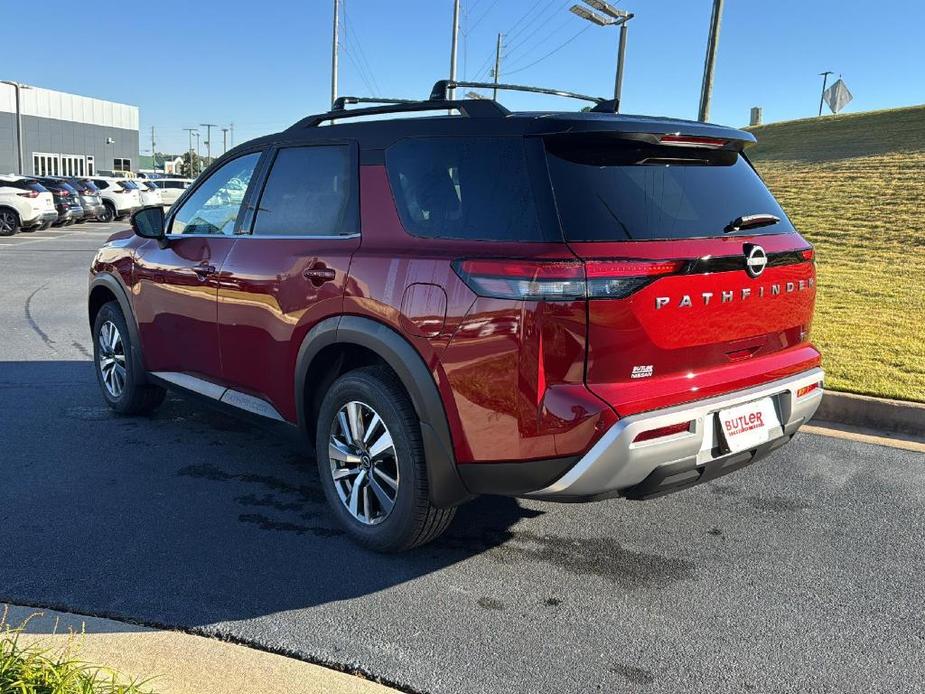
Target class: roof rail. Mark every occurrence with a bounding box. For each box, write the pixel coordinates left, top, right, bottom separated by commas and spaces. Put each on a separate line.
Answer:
430, 80, 618, 113
331, 96, 417, 112
289, 97, 509, 129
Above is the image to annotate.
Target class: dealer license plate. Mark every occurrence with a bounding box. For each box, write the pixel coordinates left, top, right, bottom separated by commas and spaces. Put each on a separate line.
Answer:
717, 397, 779, 454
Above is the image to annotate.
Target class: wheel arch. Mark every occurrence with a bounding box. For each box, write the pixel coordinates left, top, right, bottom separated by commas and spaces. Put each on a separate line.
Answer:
89, 273, 147, 384
296, 315, 472, 509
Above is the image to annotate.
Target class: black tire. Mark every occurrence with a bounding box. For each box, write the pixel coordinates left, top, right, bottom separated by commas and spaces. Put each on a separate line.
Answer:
92, 301, 166, 415
98, 202, 116, 223
315, 366, 455, 552
0, 208, 19, 236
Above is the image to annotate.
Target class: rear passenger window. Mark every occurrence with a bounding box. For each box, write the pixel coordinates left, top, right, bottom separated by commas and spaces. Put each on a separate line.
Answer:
385, 136, 545, 241
252, 145, 355, 237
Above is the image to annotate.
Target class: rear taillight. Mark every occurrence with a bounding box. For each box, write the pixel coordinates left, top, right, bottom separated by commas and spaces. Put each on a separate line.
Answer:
632, 421, 693, 443
659, 134, 729, 149
17, 191, 39, 198
452, 259, 585, 301
453, 258, 684, 301
585, 259, 685, 299
801, 248, 815, 262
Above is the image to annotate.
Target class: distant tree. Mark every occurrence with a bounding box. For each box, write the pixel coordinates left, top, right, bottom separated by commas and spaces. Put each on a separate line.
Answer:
180, 152, 202, 178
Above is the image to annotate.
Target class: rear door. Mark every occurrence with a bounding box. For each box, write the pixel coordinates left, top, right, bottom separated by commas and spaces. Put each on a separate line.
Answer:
217, 142, 361, 421
543, 133, 818, 415
133, 151, 263, 382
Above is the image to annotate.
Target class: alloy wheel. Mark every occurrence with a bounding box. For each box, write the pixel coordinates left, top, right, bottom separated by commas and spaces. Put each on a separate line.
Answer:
98, 320, 127, 397
0, 211, 16, 235
328, 401, 400, 525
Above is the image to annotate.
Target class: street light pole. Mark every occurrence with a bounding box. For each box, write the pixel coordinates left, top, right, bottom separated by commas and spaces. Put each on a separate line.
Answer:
182, 128, 197, 177
818, 71, 833, 116
698, 0, 725, 122
614, 18, 630, 105
569, 2, 633, 112
1, 81, 31, 174
221, 128, 229, 155
331, 0, 340, 108
449, 0, 461, 103
200, 123, 217, 168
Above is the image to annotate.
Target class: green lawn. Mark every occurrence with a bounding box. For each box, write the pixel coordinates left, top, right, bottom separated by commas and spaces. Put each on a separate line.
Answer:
747, 105, 925, 403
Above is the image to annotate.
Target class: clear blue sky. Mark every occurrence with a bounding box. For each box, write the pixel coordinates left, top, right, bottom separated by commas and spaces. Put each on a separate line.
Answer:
5, 0, 923, 155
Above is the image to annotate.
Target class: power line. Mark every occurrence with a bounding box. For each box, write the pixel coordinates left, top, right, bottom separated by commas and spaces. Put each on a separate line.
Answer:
466, 0, 504, 34
504, 23, 594, 76
343, 1, 381, 96
503, 2, 574, 63
505, 0, 567, 50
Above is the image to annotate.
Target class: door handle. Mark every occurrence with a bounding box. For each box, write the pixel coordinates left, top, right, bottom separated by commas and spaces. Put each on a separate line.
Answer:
303, 266, 337, 285
192, 263, 216, 279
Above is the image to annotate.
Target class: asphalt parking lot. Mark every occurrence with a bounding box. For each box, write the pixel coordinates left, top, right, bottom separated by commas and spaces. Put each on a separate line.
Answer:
1, 222, 923, 694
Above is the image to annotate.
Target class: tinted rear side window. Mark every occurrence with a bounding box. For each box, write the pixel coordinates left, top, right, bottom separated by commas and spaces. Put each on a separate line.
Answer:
252, 145, 355, 237
385, 136, 547, 241
545, 135, 794, 241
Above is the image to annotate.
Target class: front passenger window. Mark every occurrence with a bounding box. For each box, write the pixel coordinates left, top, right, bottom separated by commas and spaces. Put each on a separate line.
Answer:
170, 152, 261, 235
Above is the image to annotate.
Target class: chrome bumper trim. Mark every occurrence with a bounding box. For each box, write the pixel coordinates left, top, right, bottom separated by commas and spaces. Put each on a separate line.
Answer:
529, 368, 824, 499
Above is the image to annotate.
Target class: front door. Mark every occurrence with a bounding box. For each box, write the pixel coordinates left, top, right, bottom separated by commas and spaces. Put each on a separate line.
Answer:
217, 143, 360, 421
133, 150, 263, 382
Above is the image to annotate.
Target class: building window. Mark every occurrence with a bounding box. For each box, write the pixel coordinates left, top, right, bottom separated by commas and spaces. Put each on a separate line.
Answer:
87, 156, 95, 176
113, 158, 132, 173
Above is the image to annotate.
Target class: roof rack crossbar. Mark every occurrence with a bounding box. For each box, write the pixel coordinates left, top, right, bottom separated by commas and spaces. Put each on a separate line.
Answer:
430, 80, 617, 112
289, 98, 509, 129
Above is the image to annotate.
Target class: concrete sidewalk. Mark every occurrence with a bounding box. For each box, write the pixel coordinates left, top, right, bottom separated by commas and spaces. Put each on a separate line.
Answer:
3, 604, 400, 694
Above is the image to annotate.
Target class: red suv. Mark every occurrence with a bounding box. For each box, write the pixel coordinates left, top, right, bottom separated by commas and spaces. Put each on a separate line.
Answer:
88, 82, 823, 551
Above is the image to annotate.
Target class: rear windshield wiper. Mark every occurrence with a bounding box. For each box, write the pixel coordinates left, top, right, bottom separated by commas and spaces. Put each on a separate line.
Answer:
725, 213, 780, 233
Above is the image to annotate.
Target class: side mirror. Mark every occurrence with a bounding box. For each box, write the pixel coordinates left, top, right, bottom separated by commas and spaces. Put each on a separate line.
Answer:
131, 206, 166, 242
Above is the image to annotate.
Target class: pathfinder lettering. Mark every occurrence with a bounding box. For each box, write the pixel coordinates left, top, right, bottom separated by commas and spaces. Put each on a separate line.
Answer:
656, 278, 815, 310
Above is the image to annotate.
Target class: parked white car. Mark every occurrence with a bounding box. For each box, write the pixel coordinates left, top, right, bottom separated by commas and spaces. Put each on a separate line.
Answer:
91, 177, 142, 222
0, 174, 57, 235
124, 179, 164, 208
149, 178, 191, 207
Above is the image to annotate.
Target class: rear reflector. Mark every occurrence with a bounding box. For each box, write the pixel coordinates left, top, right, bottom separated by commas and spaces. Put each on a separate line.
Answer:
801, 248, 815, 262
453, 258, 683, 301
659, 134, 729, 149
796, 382, 821, 398
632, 421, 693, 443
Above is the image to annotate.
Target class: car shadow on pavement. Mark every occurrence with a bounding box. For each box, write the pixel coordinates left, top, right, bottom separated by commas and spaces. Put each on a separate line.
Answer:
0, 360, 543, 628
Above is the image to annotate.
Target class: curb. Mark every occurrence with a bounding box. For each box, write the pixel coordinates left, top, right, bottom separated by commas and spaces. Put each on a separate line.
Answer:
815, 390, 925, 437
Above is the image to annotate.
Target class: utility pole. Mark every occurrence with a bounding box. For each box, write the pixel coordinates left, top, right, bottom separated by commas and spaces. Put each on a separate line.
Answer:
449, 0, 461, 103
200, 123, 217, 169
194, 131, 201, 174
818, 71, 833, 116
182, 128, 198, 177
331, 0, 340, 108
150, 126, 156, 172
492, 33, 503, 101
229, 122, 234, 148
221, 128, 229, 155
698, 0, 725, 122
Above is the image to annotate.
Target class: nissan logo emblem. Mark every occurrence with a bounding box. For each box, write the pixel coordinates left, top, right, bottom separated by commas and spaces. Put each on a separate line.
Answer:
744, 244, 768, 278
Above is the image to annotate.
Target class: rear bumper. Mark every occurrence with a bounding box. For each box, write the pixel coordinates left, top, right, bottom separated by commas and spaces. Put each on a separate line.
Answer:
525, 367, 824, 501
22, 211, 58, 229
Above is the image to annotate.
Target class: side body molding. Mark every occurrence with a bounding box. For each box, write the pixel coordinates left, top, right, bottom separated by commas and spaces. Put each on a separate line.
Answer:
88, 272, 147, 384
295, 315, 472, 509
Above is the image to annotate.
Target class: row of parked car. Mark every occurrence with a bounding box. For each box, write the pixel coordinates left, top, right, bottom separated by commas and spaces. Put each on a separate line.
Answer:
0, 174, 191, 236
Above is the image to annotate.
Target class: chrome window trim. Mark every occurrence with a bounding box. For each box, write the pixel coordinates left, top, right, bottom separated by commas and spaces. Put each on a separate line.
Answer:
161, 232, 361, 240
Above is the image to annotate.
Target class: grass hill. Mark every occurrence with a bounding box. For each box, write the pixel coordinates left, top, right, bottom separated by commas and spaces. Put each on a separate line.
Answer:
748, 105, 925, 402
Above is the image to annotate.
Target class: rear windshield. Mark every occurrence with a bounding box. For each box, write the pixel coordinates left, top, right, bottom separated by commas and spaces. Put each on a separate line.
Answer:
545, 135, 794, 241
385, 136, 550, 242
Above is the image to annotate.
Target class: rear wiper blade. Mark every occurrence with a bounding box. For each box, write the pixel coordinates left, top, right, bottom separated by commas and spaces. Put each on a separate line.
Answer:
725, 213, 780, 233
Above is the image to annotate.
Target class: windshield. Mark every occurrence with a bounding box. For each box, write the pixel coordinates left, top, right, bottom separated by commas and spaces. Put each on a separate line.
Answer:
544, 134, 794, 241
